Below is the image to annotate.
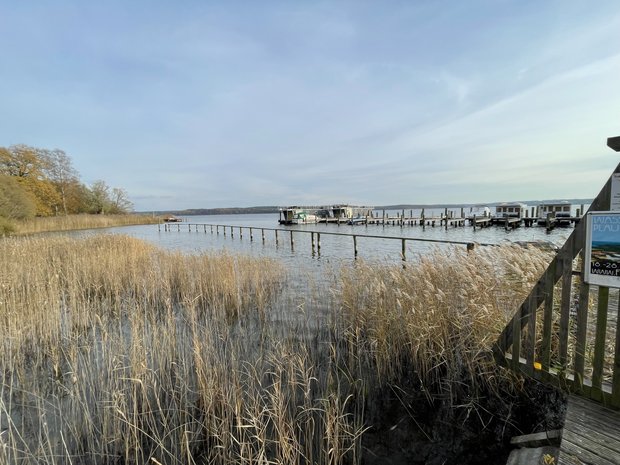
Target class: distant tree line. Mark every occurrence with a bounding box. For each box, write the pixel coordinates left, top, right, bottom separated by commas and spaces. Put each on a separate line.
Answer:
0, 144, 132, 223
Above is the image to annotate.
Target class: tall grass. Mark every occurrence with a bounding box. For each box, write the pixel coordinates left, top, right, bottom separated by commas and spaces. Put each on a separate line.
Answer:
0, 236, 556, 464
13, 213, 161, 235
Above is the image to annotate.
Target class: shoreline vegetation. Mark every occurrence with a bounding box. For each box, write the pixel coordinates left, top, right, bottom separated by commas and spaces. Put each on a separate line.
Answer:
0, 234, 564, 464
10, 213, 161, 235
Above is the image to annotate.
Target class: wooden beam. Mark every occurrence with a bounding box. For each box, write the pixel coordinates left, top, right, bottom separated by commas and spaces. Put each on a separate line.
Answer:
608, 136, 620, 152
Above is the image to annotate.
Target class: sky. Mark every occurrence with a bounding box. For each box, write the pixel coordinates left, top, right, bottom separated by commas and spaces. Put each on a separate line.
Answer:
1, 1, 620, 211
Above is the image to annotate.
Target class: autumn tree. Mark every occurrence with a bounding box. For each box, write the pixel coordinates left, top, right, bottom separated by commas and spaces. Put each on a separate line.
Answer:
0, 174, 36, 219
44, 149, 79, 215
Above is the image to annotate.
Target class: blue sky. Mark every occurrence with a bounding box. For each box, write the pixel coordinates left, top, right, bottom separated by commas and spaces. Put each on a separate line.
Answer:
1, 1, 620, 211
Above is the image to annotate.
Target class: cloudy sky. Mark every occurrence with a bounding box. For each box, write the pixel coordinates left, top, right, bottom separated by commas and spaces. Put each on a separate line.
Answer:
1, 1, 619, 211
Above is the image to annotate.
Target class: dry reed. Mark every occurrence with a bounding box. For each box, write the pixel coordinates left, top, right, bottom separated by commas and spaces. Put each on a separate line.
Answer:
0, 236, 555, 464
14, 214, 160, 235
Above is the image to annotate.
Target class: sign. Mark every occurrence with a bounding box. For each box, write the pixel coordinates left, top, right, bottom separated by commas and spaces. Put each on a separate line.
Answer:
584, 212, 620, 288
612, 173, 620, 211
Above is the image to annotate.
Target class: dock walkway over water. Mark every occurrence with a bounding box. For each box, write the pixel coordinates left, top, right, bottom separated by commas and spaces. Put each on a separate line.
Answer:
496, 138, 620, 465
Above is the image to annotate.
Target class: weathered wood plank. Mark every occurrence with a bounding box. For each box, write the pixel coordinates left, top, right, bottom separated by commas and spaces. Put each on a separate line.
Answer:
613, 295, 620, 409
559, 395, 620, 464
559, 252, 574, 369
541, 260, 557, 370
592, 287, 610, 401
574, 280, 591, 391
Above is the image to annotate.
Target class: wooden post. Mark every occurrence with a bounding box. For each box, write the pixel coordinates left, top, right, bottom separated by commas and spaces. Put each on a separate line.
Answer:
275, 229, 278, 245
217, 225, 219, 235
188, 224, 191, 232
204, 225, 206, 233
210, 225, 213, 234
231, 226, 234, 238
177, 224, 180, 232
262, 228, 265, 243
353, 235, 358, 257
239, 227, 243, 239
311, 232, 315, 254
317, 232, 321, 253
290, 230, 294, 249
250, 227, 253, 241
401, 238, 406, 261
473, 215, 477, 231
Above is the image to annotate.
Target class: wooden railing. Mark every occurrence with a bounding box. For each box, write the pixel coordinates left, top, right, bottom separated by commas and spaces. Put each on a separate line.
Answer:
159, 222, 494, 259
494, 157, 620, 409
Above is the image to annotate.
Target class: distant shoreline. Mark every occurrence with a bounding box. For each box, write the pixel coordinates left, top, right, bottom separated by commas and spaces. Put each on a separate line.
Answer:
146, 198, 593, 216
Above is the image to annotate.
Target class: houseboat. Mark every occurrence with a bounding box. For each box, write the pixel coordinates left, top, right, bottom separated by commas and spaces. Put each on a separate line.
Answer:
467, 205, 492, 219
278, 206, 319, 224
331, 205, 374, 220
536, 202, 572, 225
495, 202, 528, 218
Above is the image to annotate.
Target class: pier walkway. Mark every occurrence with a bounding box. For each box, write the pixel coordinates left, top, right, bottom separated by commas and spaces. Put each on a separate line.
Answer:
559, 396, 620, 464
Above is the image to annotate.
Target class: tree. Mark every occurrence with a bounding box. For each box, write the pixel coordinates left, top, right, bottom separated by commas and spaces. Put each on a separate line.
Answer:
44, 149, 79, 215
0, 174, 36, 220
110, 187, 133, 213
89, 180, 110, 214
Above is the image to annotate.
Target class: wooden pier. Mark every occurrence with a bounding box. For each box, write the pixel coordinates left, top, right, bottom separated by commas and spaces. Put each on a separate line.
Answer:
558, 396, 620, 464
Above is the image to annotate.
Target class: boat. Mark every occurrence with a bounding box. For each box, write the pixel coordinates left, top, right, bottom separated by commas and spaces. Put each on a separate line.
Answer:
495, 202, 528, 218
278, 206, 319, 224
163, 215, 182, 222
537, 202, 572, 225
331, 205, 374, 220
467, 205, 491, 219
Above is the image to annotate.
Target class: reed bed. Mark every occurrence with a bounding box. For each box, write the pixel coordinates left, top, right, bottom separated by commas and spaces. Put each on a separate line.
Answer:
14, 214, 160, 235
0, 236, 558, 465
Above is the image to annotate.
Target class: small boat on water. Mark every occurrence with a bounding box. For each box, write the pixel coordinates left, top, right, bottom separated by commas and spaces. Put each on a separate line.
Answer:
467, 205, 491, 219
278, 207, 319, 224
164, 215, 182, 222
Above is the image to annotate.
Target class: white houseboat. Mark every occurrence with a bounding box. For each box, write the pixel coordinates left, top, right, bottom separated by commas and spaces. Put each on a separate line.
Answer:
467, 205, 492, 219
495, 202, 528, 218
536, 202, 572, 225
278, 206, 319, 224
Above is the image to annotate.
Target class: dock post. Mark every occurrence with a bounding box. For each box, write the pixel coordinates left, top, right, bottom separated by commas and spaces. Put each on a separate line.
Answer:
177, 224, 180, 232
250, 228, 253, 241
210, 225, 213, 234
217, 225, 220, 235
261, 229, 265, 243
290, 230, 294, 249
158, 223, 161, 232
580, 204, 584, 216
275, 230, 278, 245
353, 235, 358, 257
239, 227, 243, 239
311, 232, 315, 254
317, 232, 321, 253
188, 224, 191, 232
401, 239, 406, 261
231, 226, 234, 238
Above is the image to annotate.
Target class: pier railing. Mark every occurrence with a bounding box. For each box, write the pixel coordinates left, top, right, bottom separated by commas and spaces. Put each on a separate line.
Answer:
159, 222, 494, 259
495, 155, 620, 409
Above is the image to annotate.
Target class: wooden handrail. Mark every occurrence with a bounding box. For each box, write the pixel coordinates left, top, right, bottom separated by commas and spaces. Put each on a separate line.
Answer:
494, 159, 620, 408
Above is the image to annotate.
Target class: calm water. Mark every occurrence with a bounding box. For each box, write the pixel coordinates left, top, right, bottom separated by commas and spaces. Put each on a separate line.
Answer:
82, 210, 579, 267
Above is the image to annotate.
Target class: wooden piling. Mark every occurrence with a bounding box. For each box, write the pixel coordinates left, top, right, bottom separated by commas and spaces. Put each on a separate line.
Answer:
353, 235, 358, 256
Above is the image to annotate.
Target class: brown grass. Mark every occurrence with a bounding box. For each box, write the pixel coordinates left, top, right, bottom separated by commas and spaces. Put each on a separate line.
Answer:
13, 213, 161, 234
0, 236, 555, 464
